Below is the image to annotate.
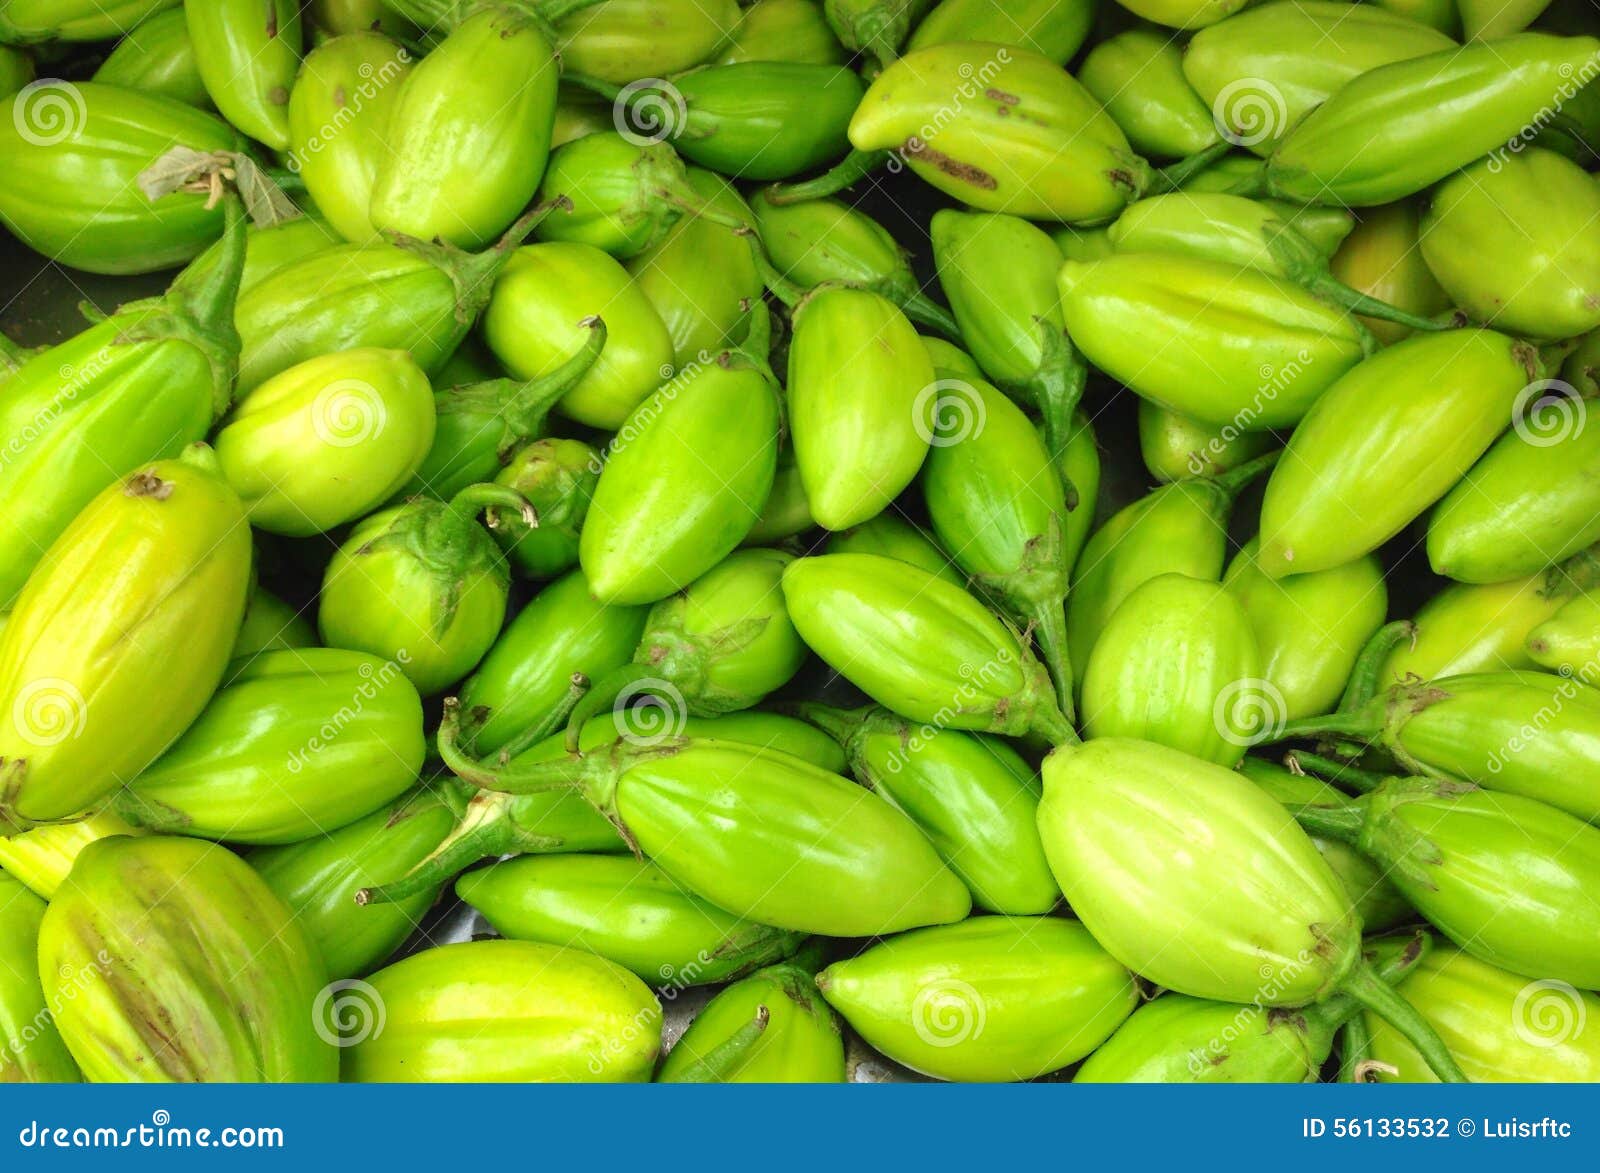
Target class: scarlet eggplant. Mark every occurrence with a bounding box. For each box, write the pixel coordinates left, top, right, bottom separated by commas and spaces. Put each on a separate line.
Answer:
0, 871, 79, 1082
1080, 28, 1219, 160
907, 0, 1094, 65
825, 514, 962, 587
555, 0, 740, 83
491, 437, 602, 581
0, 0, 179, 42
1329, 200, 1451, 345
657, 961, 845, 1082
717, 0, 847, 65
1138, 400, 1273, 482
92, 7, 207, 108
186, 0, 301, 149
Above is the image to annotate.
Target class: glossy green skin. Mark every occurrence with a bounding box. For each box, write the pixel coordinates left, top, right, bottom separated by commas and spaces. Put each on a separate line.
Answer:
372, 8, 557, 249
1038, 738, 1360, 1004
546, 710, 850, 776
0, 453, 250, 828
788, 287, 932, 530
534, 134, 691, 259
1329, 200, 1450, 345
1082, 575, 1261, 766
310, 0, 418, 38
39, 836, 336, 1082
185, 212, 341, 297
232, 586, 316, 659
1367, 947, 1600, 1083
717, 0, 846, 64
92, 8, 206, 107
850, 42, 1146, 223
345, 939, 660, 1082
1080, 28, 1218, 159
483, 242, 675, 429
1371, 0, 1459, 33
782, 554, 1069, 741
0, 811, 141, 901
493, 437, 601, 580
1183, 1, 1454, 155
1257, 329, 1534, 577
1266, 34, 1600, 205
1386, 574, 1568, 683
628, 170, 761, 365
1117, 0, 1247, 29
1563, 328, 1600, 399
1059, 253, 1367, 430
119, 648, 424, 845
458, 854, 805, 984
556, 0, 740, 83
0, 872, 79, 1082
820, 917, 1137, 1082
754, 187, 917, 301
215, 347, 436, 537
826, 515, 963, 586
743, 453, 813, 545
1224, 539, 1387, 721
251, 789, 458, 979
0, 0, 178, 43
0, 82, 241, 274
186, 0, 301, 149
289, 32, 412, 243
1528, 591, 1600, 674
457, 568, 648, 755
907, 0, 1094, 64
659, 963, 844, 1082
1138, 400, 1273, 482
1109, 192, 1353, 274
605, 739, 970, 935
0, 45, 28, 99
581, 358, 779, 604
1423, 150, 1600, 341
1075, 993, 1334, 1083
667, 63, 862, 180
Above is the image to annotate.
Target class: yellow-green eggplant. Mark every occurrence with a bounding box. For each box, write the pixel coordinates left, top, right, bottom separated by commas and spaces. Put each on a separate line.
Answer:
0, 810, 143, 899
799, 703, 1059, 914
922, 334, 983, 380
0, 446, 250, 831
1082, 574, 1262, 765
184, 209, 341, 296
214, 347, 436, 537
825, 514, 962, 586
458, 853, 806, 983
555, 0, 741, 83
1460, 0, 1552, 38
717, 0, 847, 64
1370, 0, 1459, 34
819, 916, 1137, 1082
1564, 328, 1600, 398
657, 961, 845, 1082
39, 836, 336, 1082
551, 84, 612, 147
1080, 28, 1219, 160
1329, 200, 1452, 345
115, 648, 424, 845
787, 286, 933, 530
745, 450, 814, 546
1528, 591, 1600, 674
0, 44, 28, 100
309, 0, 419, 39
344, 939, 660, 1082
233, 585, 316, 659
1256, 329, 1537, 577
1263, 34, 1600, 206
0, 0, 178, 43
288, 31, 412, 243
0, 871, 79, 1082
907, 0, 1094, 65
491, 437, 601, 581
481, 240, 676, 429
1115, 0, 1247, 30
92, 7, 205, 107
1035, 737, 1467, 1080
1137, 400, 1274, 482
186, 0, 302, 149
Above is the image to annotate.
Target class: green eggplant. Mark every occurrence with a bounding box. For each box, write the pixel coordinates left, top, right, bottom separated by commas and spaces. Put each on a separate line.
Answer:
0, 447, 250, 831
444, 730, 972, 937
551, 85, 613, 147
1370, 0, 1459, 34
800, 703, 1059, 914
186, 0, 302, 149
185, 209, 341, 295
39, 836, 336, 1082
1116, 0, 1247, 29
1264, 34, 1600, 206
1057, 252, 1369, 430
344, 939, 661, 1082
825, 514, 963, 587
1057, 413, 1100, 573
214, 347, 437, 537
491, 437, 602, 581
233, 586, 316, 659
319, 484, 528, 697
1066, 451, 1278, 671
1081, 574, 1262, 766
1080, 27, 1219, 160
0, 0, 178, 42
580, 344, 781, 604
0, 200, 244, 606
309, 0, 420, 39
0, 811, 142, 900
457, 854, 806, 983
1138, 400, 1273, 482
0, 81, 243, 273
657, 962, 845, 1082
1366, 947, 1600, 1082
288, 31, 412, 243
1387, 572, 1588, 683
0, 871, 79, 1082
1421, 148, 1600, 342
1296, 777, 1600, 988
1563, 328, 1600, 398
1182, 1, 1455, 155
555, 0, 741, 83
1035, 737, 1467, 1081
482, 240, 676, 429
922, 335, 983, 381
923, 377, 1076, 713
1528, 592, 1600, 674
92, 7, 206, 107
371, 5, 562, 249
1049, 223, 1115, 262
787, 286, 933, 530
115, 648, 424, 845
784, 553, 1075, 743
1223, 539, 1387, 722
819, 916, 1137, 1082
456, 567, 648, 756
0, 44, 28, 100
717, 0, 847, 64
1256, 329, 1537, 578
822, 0, 933, 66
744, 451, 814, 546
1276, 670, 1600, 823
567, 549, 806, 737
1460, 0, 1552, 38
400, 317, 605, 502
907, 0, 1095, 65
1329, 200, 1452, 345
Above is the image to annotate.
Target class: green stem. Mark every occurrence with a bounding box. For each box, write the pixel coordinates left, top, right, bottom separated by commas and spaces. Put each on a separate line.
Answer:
663, 1006, 770, 1082
1338, 961, 1468, 1083
357, 793, 512, 906
449, 482, 535, 528
165, 196, 247, 420
1026, 323, 1088, 465
1271, 709, 1382, 745
1026, 596, 1075, 725
751, 243, 811, 308
1339, 620, 1414, 714
1209, 446, 1281, 500
1302, 274, 1454, 333
438, 697, 587, 791
1286, 750, 1384, 795
500, 314, 607, 436
765, 149, 890, 205
563, 663, 654, 752
791, 701, 867, 747
1031, 687, 1080, 747
1338, 1013, 1374, 1082
488, 673, 593, 763
899, 290, 962, 341
1290, 799, 1367, 846
1145, 141, 1234, 195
